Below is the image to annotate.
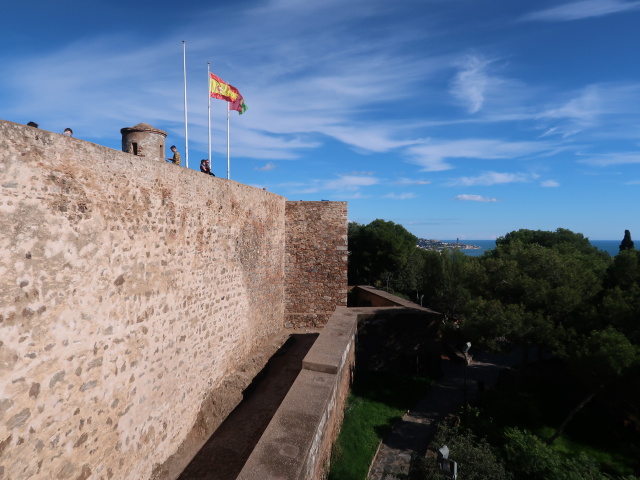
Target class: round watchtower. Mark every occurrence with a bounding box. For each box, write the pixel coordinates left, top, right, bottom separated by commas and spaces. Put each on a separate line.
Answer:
120, 123, 167, 163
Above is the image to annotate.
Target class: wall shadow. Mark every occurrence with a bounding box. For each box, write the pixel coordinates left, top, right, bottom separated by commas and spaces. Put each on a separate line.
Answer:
177, 333, 319, 480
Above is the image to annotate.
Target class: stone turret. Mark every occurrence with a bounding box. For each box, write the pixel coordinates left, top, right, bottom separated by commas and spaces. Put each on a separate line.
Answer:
120, 122, 167, 163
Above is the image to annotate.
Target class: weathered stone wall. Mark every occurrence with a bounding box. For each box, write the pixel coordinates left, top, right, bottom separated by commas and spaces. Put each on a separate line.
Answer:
0, 119, 299, 479
285, 202, 348, 328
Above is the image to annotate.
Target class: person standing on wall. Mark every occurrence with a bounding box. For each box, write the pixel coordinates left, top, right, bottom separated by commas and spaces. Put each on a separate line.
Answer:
167, 145, 181, 165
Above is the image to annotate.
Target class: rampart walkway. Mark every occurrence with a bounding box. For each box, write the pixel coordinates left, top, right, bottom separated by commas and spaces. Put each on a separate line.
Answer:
178, 334, 319, 479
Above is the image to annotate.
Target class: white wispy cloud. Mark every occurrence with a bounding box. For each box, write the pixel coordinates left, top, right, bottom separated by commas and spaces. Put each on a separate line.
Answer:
454, 194, 498, 203
537, 86, 602, 124
531, 82, 640, 142
289, 173, 380, 194
323, 174, 380, 191
255, 162, 277, 171
450, 55, 495, 114
393, 178, 432, 185
384, 192, 417, 200
405, 139, 554, 172
578, 152, 640, 166
521, 0, 640, 22
541, 180, 560, 187
447, 171, 539, 186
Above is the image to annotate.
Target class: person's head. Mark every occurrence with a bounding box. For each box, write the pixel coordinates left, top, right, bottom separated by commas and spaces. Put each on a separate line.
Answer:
63, 128, 73, 137
27, 121, 38, 128
170, 145, 177, 152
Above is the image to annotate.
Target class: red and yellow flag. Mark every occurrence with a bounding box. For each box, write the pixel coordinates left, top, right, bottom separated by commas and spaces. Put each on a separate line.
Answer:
209, 73, 241, 103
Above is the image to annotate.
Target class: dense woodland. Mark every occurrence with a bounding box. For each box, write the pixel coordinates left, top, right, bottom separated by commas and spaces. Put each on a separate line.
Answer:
348, 219, 640, 479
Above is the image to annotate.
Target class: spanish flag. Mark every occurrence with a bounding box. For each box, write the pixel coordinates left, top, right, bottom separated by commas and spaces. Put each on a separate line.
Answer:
209, 73, 241, 103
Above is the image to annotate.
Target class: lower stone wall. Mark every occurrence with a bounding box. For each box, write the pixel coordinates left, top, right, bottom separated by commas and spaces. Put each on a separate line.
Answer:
238, 307, 357, 480
349, 285, 418, 307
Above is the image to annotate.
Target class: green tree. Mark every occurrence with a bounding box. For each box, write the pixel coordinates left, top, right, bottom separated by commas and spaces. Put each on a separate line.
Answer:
495, 228, 596, 256
421, 248, 473, 316
467, 229, 609, 342
503, 427, 619, 480
547, 327, 640, 445
408, 423, 511, 480
459, 229, 613, 390
347, 219, 418, 288
394, 247, 428, 300
601, 249, 640, 342
619, 229, 635, 252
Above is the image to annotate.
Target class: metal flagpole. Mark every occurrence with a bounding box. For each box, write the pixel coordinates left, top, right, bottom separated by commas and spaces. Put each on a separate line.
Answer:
227, 103, 230, 179
182, 41, 189, 169
208, 62, 212, 169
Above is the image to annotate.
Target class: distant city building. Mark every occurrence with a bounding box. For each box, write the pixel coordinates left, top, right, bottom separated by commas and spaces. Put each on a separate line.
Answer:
417, 238, 481, 252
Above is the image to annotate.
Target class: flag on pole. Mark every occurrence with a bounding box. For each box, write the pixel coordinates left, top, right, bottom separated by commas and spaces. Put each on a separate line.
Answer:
209, 72, 241, 103
229, 95, 248, 115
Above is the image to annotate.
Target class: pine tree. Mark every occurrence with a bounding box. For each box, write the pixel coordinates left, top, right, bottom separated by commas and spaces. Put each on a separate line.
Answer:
619, 229, 635, 252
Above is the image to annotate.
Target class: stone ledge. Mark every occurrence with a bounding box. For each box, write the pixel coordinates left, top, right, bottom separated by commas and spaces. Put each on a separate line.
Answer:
302, 306, 357, 374
351, 285, 440, 313
237, 368, 337, 480
237, 308, 357, 480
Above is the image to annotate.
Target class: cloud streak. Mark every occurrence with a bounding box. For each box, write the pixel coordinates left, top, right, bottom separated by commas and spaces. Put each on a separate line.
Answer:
450, 56, 500, 114
288, 173, 380, 194
384, 193, 417, 200
255, 162, 277, 171
521, 0, 640, 22
454, 194, 498, 203
541, 180, 560, 187
578, 152, 640, 166
405, 139, 554, 172
447, 171, 538, 186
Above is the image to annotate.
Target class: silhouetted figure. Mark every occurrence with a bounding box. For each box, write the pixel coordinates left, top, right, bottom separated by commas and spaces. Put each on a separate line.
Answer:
200, 159, 215, 176
27, 121, 38, 128
63, 128, 73, 137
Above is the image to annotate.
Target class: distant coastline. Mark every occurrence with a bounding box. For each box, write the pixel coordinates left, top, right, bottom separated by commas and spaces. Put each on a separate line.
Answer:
417, 239, 622, 257
417, 238, 482, 252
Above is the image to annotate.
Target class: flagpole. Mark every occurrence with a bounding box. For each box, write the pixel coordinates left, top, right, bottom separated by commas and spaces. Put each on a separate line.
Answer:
227, 103, 231, 179
208, 62, 212, 170
182, 41, 189, 169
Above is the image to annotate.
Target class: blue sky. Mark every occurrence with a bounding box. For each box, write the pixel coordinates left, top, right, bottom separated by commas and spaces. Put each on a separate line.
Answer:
3, 0, 640, 240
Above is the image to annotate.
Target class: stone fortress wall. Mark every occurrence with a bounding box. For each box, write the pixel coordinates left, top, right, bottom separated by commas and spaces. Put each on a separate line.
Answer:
0, 119, 347, 479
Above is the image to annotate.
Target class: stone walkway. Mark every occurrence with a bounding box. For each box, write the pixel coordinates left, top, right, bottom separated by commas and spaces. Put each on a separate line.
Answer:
367, 351, 517, 480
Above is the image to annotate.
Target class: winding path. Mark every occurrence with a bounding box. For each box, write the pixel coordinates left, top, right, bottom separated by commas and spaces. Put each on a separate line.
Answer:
367, 351, 518, 480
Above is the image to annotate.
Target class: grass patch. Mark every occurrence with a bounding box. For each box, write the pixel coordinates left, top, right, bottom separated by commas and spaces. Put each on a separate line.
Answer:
328, 372, 431, 480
